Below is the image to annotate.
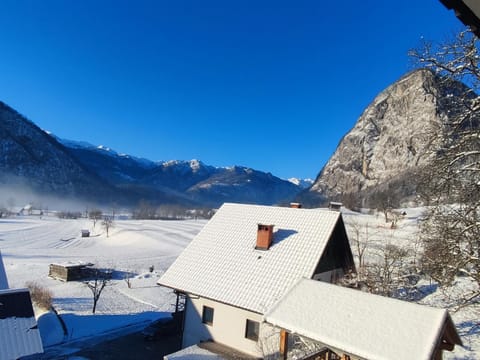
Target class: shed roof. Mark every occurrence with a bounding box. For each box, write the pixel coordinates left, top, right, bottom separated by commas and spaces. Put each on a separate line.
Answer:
0, 288, 44, 359
49, 261, 94, 268
0, 251, 8, 290
264, 278, 462, 360
159, 203, 342, 314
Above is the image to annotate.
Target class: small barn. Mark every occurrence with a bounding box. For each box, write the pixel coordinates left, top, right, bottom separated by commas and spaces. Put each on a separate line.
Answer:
329, 201, 343, 211
49, 262, 94, 281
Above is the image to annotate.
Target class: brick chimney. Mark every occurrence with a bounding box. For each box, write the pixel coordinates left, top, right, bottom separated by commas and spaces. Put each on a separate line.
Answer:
256, 224, 274, 250
290, 202, 302, 208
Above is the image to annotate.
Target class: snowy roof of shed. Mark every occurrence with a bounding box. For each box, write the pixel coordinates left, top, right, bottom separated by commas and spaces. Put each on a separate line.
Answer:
159, 203, 342, 314
49, 261, 94, 268
0, 251, 9, 290
0, 288, 44, 359
264, 278, 462, 360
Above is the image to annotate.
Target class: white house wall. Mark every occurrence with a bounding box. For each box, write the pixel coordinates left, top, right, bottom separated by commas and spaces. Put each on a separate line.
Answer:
312, 268, 345, 283
183, 295, 268, 357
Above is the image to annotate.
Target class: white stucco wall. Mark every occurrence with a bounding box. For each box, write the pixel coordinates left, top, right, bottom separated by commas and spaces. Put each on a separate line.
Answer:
182, 295, 268, 357
312, 268, 344, 283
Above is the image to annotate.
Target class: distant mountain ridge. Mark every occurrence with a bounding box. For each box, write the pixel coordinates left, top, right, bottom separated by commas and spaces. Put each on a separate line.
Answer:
64, 140, 302, 207
0, 101, 303, 207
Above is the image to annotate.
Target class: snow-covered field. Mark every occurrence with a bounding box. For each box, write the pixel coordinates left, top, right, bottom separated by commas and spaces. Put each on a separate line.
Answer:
341, 208, 480, 360
1, 209, 479, 359
0, 215, 206, 355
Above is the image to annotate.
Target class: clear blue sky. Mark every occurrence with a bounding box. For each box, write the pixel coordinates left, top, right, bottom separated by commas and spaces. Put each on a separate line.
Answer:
0, 0, 462, 180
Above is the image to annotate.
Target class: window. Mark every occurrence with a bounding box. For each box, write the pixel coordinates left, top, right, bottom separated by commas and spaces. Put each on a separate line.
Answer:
202, 306, 214, 325
245, 319, 260, 341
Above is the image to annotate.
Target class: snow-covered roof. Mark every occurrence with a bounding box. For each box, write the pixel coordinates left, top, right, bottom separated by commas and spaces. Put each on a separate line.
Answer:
49, 261, 94, 268
159, 203, 342, 314
264, 278, 462, 360
0, 288, 44, 359
0, 250, 9, 290
164, 345, 224, 360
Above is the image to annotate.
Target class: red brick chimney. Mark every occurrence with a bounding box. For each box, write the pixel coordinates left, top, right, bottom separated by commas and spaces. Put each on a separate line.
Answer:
290, 202, 302, 208
256, 224, 274, 250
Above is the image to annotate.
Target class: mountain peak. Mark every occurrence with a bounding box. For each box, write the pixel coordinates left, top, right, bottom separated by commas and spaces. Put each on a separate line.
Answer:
306, 68, 474, 204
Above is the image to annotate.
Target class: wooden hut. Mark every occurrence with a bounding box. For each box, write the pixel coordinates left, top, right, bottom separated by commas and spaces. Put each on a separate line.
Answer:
48, 262, 94, 281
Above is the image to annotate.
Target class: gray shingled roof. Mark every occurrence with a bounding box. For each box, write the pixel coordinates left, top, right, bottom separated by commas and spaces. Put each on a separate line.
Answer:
0, 250, 9, 290
0, 288, 44, 359
159, 203, 341, 314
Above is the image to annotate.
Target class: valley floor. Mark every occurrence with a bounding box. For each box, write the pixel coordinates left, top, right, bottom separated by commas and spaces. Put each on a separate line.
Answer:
1, 210, 478, 359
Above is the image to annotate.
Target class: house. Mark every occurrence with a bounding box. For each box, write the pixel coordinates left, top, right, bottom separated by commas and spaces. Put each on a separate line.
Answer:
440, 0, 480, 36
18, 203, 43, 216
264, 278, 462, 360
329, 201, 343, 211
49, 261, 94, 281
158, 203, 355, 358
0, 251, 44, 359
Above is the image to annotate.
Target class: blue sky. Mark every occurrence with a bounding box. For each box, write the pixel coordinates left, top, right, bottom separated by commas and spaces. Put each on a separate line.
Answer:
0, 1, 462, 180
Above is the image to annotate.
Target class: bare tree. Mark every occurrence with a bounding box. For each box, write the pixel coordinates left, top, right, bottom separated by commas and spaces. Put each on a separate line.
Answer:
348, 219, 371, 276
123, 270, 135, 289
363, 243, 412, 298
85, 268, 111, 314
410, 29, 480, 305
89, 209, 103, 228
7, 197, 15, 214
102, 216, 114, 237
132, 200, 157, 219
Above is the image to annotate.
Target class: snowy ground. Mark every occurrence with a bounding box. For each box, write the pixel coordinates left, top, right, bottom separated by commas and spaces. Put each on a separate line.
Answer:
0, 215, 206, 356
342, 208, 480, 360
1, 209, 479, 359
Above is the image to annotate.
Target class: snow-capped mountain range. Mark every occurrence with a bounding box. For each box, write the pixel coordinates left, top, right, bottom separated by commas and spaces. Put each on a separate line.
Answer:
0, 102, 305, 207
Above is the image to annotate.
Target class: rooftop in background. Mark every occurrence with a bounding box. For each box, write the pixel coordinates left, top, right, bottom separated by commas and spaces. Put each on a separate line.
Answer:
440, 0, 480, 36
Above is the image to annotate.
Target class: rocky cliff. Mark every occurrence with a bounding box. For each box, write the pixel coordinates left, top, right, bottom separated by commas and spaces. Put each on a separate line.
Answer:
305, 69, 473, 206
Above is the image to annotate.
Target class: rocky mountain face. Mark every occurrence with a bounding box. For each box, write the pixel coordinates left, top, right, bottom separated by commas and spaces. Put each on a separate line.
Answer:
0, 101, 117, 203
0, 101, 302, 207
303, 69, 474, 206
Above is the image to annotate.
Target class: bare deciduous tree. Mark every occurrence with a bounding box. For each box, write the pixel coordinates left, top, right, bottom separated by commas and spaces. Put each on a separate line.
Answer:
89, 209, 103, 228
102, 216, 114, 237
410, 29, 480, 305
364, 243, 412, 298
85, 268, 111, 314
348, 219, 371, 277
